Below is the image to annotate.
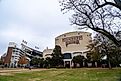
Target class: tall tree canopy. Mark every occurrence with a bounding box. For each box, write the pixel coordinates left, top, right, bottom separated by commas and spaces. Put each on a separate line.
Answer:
60, 0, 121, 47
51, 45, 63, 67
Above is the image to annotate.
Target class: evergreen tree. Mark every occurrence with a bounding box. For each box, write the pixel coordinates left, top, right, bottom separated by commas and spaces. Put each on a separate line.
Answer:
30, 58, 44, 68
51, 45, 63, 67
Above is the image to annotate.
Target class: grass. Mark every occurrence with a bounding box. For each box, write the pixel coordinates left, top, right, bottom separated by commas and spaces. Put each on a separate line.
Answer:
0, 68, 121, 81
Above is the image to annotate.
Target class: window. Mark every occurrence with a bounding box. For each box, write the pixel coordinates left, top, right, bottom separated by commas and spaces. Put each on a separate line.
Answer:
63, 53, 72, 59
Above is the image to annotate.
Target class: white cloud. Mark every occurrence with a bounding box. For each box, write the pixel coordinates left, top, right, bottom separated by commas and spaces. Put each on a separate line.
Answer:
0, 0, 92, 55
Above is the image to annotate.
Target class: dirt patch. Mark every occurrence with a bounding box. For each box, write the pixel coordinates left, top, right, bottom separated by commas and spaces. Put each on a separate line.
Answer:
0, 73, 14, 76
29, 78, 41, 81
0, 69, 49, 76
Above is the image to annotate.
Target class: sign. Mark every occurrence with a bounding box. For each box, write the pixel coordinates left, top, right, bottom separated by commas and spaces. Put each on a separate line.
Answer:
62, 36, 83, 46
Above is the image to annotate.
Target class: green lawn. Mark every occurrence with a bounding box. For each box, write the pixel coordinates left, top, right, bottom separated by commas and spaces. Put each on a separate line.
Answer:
0, 68, 121, 81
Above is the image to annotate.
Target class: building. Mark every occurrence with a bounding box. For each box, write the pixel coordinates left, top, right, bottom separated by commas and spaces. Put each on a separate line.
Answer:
3, 31, 92, 68
43, 47, 53, 59
1, 53, 6, 64
43, 31, 92, 67
21, 43, 42, 59
3, 42, 42, 68
55, 31, 92, 67
3, 42, 24, 67
55, 31, 91, 54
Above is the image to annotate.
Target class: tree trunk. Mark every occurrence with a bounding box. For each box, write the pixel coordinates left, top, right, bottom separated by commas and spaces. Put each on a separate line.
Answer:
108, 60, 112, 69
107, 54, 112, 69
95, 62, 98, 68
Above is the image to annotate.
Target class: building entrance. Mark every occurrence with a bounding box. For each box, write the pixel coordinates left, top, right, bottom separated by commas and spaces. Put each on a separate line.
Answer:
65, 61, 70, 68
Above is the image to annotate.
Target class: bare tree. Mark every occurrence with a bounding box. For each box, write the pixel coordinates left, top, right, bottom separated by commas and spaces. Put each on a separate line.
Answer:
60, 0, 121, 47
89, 33, 121, 68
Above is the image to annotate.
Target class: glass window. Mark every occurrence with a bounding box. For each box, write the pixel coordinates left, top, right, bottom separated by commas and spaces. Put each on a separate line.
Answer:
63, 53, 72, 59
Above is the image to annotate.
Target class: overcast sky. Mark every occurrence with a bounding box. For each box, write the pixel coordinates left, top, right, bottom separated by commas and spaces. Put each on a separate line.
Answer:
0, 0, 93, 56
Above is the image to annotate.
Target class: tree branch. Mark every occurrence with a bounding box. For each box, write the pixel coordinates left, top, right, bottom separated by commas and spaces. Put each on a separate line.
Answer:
87, 25, 121, 47
93, 2, 121, 13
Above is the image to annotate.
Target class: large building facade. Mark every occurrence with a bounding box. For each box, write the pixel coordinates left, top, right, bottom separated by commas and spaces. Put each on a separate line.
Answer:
43, 31, 92, 67
55, 31, 91, 55
56, 31, 92, 67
